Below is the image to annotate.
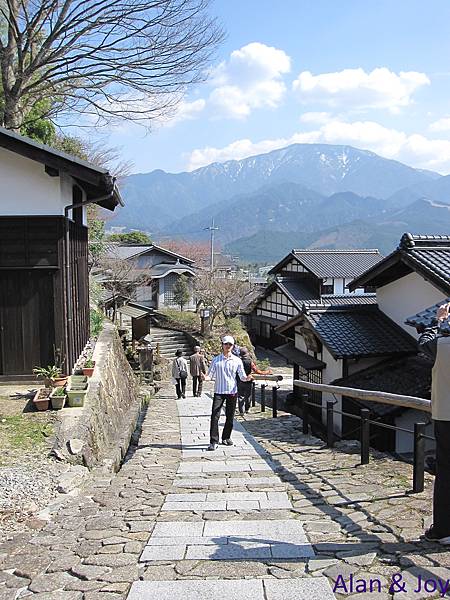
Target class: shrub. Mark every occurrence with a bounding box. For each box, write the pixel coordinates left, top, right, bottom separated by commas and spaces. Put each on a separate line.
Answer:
90, 309, 104, 337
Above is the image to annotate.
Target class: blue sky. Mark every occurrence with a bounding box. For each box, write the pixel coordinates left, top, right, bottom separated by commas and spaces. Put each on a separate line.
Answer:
102, 0, 450, 175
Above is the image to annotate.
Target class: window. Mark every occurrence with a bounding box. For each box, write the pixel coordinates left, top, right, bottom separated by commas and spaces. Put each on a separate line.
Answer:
321, 283, 333, 295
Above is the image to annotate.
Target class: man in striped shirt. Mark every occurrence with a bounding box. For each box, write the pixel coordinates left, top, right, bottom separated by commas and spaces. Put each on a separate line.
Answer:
204, 335, 252, 451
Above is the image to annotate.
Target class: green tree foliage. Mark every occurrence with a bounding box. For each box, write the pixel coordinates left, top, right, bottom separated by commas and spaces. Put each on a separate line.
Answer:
20, 98, 55, 144
108, 231, 152, 245
173, 274, 191, 311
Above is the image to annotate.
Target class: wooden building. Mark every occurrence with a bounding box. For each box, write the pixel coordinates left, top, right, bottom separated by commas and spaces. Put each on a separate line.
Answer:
243, 248, 382, 348
105, 244, 196, 310
0, 127, 122, 379
277, 233, 450, 453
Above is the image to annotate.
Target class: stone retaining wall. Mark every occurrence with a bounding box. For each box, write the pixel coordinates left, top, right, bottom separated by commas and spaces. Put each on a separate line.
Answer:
52, 320, 142, 471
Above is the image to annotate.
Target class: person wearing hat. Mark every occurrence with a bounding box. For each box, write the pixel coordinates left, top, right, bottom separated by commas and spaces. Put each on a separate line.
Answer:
172, 349, 188, 399
189, 346, 207, 397
204, 335, 252, 450
237, 347, 272, 416
418, 301, 450, 545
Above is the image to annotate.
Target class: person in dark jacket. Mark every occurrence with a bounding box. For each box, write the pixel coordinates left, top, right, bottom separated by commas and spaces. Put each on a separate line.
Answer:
172, 349, 188, 399
237, 347, 272, 415
418, 301, 450, 545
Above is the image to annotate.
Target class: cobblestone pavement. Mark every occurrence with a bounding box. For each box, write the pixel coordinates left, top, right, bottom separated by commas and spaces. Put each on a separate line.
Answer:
0, 382, 449, 600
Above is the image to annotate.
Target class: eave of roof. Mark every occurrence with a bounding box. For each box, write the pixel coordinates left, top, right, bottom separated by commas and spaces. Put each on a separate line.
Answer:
275, 342, 326, 370
349, 233, 450, 295
303, 307, 417, 360
0, 126, 122, 211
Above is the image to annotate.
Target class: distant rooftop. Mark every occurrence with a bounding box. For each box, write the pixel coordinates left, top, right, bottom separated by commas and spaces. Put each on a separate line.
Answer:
270, 248, 382, 279
106, 243, 195, 264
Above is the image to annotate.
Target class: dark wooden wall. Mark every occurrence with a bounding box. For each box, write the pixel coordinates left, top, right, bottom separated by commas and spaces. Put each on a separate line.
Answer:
67, 219, 89, 371
0, 216, 89, 376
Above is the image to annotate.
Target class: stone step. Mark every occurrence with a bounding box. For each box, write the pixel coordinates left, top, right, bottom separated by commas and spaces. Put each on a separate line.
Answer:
128, 578, 336, 600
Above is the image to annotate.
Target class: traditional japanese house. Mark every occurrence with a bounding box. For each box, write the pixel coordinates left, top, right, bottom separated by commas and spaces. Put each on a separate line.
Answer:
276, 302, 417, 437
279, 233, 450, 453
244, 248, 382, 348
105, 244, 196, 309
0, 127, 122, 379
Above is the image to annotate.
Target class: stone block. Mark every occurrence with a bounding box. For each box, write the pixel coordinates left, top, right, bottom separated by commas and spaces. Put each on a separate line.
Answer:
140, 545, 186, 561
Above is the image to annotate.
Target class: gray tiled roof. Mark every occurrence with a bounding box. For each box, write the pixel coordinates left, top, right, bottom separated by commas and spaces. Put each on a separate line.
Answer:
306, 307, 417, 359
292, 249, 382, 278
105, 243, 195, 263
276, 278, 318, 307
276, 280, 376, 310
107, 245, 153, 260
405, 298, 450, 334
349, 233, 450, 295
309, 294, 377, 307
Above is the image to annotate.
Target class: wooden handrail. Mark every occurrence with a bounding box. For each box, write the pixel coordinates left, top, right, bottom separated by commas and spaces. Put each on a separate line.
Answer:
293, 380, 431, 413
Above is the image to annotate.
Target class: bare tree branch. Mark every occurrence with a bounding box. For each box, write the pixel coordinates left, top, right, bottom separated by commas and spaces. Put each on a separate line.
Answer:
0, 0, 224, 129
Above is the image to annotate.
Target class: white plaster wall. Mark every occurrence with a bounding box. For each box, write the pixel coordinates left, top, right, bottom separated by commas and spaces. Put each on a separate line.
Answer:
294, 329, 308, 353
0, 148, 89, 224
334, 278, 345, 294
377, 272, 447, 337
395, 410, 434, 455
0, 147, 65, 214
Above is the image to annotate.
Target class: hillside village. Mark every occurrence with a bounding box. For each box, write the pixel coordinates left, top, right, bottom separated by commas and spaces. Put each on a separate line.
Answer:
1, 122, 450, 598
2, 1, 450, 598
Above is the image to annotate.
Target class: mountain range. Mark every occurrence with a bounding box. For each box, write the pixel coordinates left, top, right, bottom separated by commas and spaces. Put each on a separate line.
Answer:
112, 143, 450, 262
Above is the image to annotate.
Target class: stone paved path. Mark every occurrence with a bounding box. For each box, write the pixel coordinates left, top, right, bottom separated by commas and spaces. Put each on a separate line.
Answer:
1, 381, 449, 600
129, 395, 334, 598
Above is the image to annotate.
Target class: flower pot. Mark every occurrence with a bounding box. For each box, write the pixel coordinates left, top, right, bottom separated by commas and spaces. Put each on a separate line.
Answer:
69, 375, 88, 385
66, 385, 89, 408
50, 389, 66, 410
82, 362, 95, 377
33, 388, 50, 411
53, 376, 69, 388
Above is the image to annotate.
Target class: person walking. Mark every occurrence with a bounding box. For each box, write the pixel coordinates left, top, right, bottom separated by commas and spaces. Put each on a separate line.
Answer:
172, 349, 188, 399
418, 301, 450, 545
189, 346, 207, 397
204, 335, 252, 450
237, 347, 272, 415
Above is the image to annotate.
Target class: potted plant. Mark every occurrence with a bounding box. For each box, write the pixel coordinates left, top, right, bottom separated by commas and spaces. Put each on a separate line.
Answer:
33, 365, 62, 388
66, 377, 89, 408
33, 388, 51, 411
82, 358, 96, 377
50, 385, 66, 409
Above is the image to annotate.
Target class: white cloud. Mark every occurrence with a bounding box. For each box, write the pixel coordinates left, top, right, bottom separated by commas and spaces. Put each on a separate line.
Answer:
300, 111, 333, 124
163, 98, 206, 127
293, 67, 430, 112
208, 42, 291, 119
187, 118, 450, 174
429, 117, 450, 132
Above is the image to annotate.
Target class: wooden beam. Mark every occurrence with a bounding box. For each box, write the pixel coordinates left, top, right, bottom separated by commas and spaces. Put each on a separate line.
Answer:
293, 379, 431, 412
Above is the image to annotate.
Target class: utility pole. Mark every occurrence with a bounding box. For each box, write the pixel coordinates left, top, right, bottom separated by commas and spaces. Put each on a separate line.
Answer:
204, 218, 219, 272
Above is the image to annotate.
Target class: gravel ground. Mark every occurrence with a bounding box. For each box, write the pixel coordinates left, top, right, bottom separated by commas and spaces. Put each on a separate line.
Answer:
0, 461, 66, 541
0, 386, 67, 542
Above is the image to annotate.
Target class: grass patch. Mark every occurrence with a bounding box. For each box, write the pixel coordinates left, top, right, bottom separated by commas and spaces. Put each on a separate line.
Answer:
159, 308, 201, 332
0, 415, 53, 450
